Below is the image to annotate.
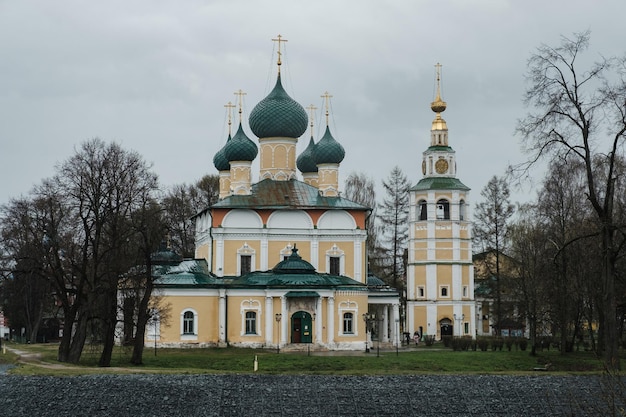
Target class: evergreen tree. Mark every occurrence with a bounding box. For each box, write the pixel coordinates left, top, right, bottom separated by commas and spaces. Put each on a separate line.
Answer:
378, 166, 410, 288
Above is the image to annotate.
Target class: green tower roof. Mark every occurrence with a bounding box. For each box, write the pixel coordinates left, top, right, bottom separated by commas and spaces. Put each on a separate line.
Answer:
249, 74, 308, 139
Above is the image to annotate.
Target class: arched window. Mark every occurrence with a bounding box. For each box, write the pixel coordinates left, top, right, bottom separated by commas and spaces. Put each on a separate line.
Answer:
245, 311, 257, 335
343, 312, 354, 334
459, 200, 466, 221
418, 200, 427, 220
436, 199, 450, 220
183, 311, 195, 335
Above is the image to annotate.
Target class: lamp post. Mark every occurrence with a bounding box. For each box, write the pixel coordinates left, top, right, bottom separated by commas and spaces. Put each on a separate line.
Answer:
149, 310, 158, 357
395, 318, 400, 356
363, 312, 379, 354
308, 312, 316, 356
275, 313, 282, 354
453, 313, 465, 337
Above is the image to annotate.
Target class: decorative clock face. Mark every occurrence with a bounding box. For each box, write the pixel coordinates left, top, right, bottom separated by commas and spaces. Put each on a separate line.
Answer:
422, 160, 426, 175
435, 159, 449, 174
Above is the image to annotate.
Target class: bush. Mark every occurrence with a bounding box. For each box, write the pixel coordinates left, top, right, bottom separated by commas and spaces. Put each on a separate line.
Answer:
491, 338, 504, 351
442, 335, 452, 348
505, 338, 514, 351
518, 338, 528, 351
423, 335, 436, 346
477, 337, 489, 351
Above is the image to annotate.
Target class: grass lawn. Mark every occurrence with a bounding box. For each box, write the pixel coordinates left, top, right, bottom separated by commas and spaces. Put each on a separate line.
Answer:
5, 341, 622, 376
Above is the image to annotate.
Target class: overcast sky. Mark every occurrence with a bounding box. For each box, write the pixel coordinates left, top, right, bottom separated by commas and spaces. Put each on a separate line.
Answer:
1, 0, 624, 208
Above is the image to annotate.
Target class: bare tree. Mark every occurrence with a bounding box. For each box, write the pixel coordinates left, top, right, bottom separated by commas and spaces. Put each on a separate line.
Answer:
473, 175, 515, 335
344, 172, 385, 276
509, 204, 553, 356
517, 31, 626, 369
162, 175, 218, 258
53, 138, 159, 365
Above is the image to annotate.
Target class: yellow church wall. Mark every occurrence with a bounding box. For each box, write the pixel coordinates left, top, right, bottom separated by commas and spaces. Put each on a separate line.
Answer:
333, 292, 367, 343
195, 243, 209, 264
226, 295, 266, 345
259, 144, 273, 170
436, 264, 452, 300
317, 241, 356, 277
156, 295, 219, 344
437, 305, 454, 323
413, 306, 428, 333
434, 244, 453, 261
268, 240, 311, 264
222, 240, 261, 275
412, 241, 428, 262
434, 224, 453, 239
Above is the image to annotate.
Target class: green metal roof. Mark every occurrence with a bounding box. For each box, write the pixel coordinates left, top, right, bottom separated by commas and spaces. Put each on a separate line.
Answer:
315, 126, 345, 164
410, 177, 470, 191
213, 135, 231, 171
425, 146, 455, 152
224, 123, 257, 162
153, 260, 221, 287
285, 291, 320, 298
212, 178, 369, 210
153, 250, 367, 291
296, 136, 318, 173
248, 74, 308, 139
229, 270, 367, 289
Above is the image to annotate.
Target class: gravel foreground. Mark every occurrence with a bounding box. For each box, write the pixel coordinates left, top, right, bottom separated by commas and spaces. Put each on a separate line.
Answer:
0, 373, 623, 416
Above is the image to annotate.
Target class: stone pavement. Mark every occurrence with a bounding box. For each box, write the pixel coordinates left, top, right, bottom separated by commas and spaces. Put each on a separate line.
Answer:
0, 373, 622, 416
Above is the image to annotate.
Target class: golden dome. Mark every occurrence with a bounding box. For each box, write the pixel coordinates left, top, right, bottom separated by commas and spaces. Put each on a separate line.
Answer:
431, 113, 448, 131
430, 97, 447, 114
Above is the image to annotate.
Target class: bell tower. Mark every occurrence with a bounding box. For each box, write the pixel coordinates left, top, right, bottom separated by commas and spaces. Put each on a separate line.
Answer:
406, 64, 475, 341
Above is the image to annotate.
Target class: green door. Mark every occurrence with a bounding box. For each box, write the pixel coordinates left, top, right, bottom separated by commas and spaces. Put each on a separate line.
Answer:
291, 311, 313, 343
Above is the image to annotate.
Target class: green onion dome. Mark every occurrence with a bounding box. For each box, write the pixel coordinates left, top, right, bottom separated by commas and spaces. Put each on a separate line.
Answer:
213, 134, 231, 171
296, 136, 318, 173
248, 74, 308, 139
314, 126, 345, 164
272, 246, 316, 274
224, 123, 258, 162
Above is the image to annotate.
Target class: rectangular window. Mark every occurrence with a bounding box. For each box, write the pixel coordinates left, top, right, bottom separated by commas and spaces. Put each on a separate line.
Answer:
343, 312, 354, 334
463, 286, 468, 298
440, 286, 449, 298
418, 286, 425, 298
245, 311, 257, 334
330, 256, 340, 275
240, 255, 251, 275
464, 322, 469, 335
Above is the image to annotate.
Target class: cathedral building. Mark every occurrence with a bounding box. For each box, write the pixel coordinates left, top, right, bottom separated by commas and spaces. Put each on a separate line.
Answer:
148, 38, 401, 351
405, 65, 475, 340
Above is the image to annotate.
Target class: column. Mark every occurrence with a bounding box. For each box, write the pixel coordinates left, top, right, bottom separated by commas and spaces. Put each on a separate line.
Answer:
392, 303, 400, 346
218, 289, 226, 344
327, 296, 335, 346
280, 296, 287, 345
260, 237, 268, 271
216, 238, 224, 277
265, 293, 273, 346
315, 297, 322, 344
381, 305, 389, 342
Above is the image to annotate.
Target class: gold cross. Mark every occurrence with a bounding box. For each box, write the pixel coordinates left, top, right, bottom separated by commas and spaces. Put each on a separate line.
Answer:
434, 62, 443, 99
234, 89, 247, 122
321, 91, 333, 126
272, 34, 288, 70
224, 101, 236, 135
306, 104, 317, 137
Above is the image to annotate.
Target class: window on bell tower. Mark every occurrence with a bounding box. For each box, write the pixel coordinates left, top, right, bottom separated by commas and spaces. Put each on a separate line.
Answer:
418, 200, 427, 220
436, 199, 450, 220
